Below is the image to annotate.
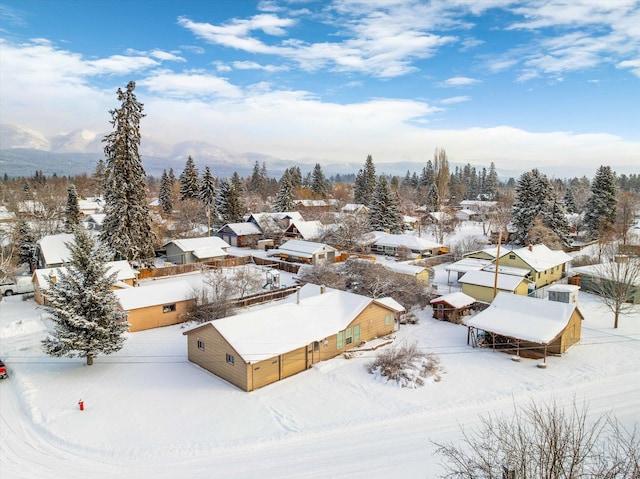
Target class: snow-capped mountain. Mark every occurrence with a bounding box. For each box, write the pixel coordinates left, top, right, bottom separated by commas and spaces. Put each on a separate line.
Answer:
0, 123, 51, 150
50, 129, 101, 153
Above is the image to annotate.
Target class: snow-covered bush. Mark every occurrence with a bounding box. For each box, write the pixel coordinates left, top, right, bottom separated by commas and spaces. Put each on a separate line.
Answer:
367, 342, 442, 388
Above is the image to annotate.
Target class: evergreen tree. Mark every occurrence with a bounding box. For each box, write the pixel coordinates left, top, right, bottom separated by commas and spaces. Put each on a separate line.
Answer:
92, 159, 106, 197
584, 165, 618, 239
41, 226, 128, 366
426, 183, 440, 212
217, 174, 247, 223
199, 166, 217, 207
482, 162, 499, 200
17, 220, 37, 269
159, 169, 174, 215
512, 169, 554, 245
369, 176, 403, 233
179, 155, 200, 200
563, 187, 578, 214
354, 155, 376, 205
275, 171, 295, 212
544, 194, 572, 247
311, 163, 329, 198
101, 81, 155, 264
64, 184, 82, 233
289, 166, 302, 189
433, 148, 450, 208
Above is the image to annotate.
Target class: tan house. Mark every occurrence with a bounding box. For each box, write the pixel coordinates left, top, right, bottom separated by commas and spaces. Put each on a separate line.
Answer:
269, 239, 338, 265
183, 284, 405, 391
498, 244, 571, 289
115, 280, 196, 332
459, 270, 530, 303
32, 260, 137, 305
164, 237, 230, 265
466, 292, 583, 360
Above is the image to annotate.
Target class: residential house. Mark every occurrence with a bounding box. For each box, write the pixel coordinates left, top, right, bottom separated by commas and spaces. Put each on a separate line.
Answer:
217, 222, 263, 247
571, 262, 640, 304
430, 292, 477, 323
498, 244, 572, 289
370, 231, 442, 257
164, 237, 230, 265
403, 215, 420, 230
455, 209, 478, 221
183, 284, 404, 391
458, 270, 530, 303
445, 257, 492, 283
32, 260, 136, 305
341, 203, 369, 216
465, 292, 583, 359
83, 213, 106, 232
35, 233, 75, 269
282, 220, 325, 241
248, 212, 304, 239
463, 247, 507, 261
115, 279, 196, 332
78, 198, 104, 216
269, 239, 338, 265
293, 199, 339, 212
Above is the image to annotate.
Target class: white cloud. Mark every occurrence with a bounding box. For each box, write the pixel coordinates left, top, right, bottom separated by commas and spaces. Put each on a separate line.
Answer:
137, 71, 243, 99
441, 76, 480, 87
617, 58, 640, 77
439, 96, 470, 104
232, 61, 289, 72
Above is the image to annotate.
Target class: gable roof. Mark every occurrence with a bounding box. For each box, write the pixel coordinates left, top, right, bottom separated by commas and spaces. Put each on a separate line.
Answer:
84, 213, 106, 225
383, 262, 427, 276
465, 292, 581, 344
510, 244, 572, 271
285, 220, 324, 240
459, 270, 529, 291
445, 258, 493, 274
164, 236, 230, 252
249, 212, 303, 230
34, 260, 136, 290
275, 239, 337, 258
115, 279, 194, 310
430, 292, 476, 309
36, 233, 75, 265
218, 222, 263, 236
184, 286, 402, 363
372, 232, 442, 251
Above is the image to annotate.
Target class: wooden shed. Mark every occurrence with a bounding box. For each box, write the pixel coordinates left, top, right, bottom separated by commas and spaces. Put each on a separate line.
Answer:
430, 292, 477, 323
164, 237, 230, 265
183, 284, 404, 391
466, 292, 583, 361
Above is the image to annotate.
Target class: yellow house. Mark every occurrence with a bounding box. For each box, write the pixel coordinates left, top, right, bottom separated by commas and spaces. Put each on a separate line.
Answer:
463, 247, 507, 261
497, 244, 571, 289
32, 260, 137, 305
183, 284, 405, 392
466, 292, 583, 359
459, 270, 530, 303
115, 280, 196, 332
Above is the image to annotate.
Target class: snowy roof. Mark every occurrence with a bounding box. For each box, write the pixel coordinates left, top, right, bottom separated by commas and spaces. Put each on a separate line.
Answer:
36, 233, 75, 265
115, 280, 195, 310
185, 286, 400, 363
383, 262, 427, 276
192, 246, 227, 260
547, 284, 581, 293
249, 212, 304, 230
458, 270, 529, 291
429, 211, 453, 222
445, 258, 492, 274
465, 292, 580, 344
0, 206, 16, 221
403, 215, 419, 223
459, 200, 497, 209
275, 239, 337, 257
463, 247, 508, 260
218, 222, 263, 236
78, 199, 103, 213
341, 203, 369, 213
430, 292, 476, 309
372, 232, 442, 251
481, 264, 531, 277
375, 297, 406, 313
511, 244, 572, 272
286, 220, 324, 240
164, 236, 230, 252
293, 199, 338, 207
34, 260, 136, 290
572, 263, 640, 285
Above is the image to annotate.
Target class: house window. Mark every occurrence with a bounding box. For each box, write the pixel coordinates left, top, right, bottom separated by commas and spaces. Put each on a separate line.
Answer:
337, 331, 344, 349
354, 325, 361, 343
197, 340, 205, 351
385, 313, 393, 325
509, 254, 516, 260
313, 341, 319, 351
345, 327, 353, 345
163, 303, 177, 313
226, 353, 234, 365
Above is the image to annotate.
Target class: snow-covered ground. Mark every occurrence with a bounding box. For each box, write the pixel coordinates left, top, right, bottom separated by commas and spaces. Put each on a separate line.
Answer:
1, 223, 639, 478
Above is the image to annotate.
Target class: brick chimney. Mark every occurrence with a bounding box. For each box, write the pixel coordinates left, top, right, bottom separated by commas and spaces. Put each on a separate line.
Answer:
528, 244, 533, 252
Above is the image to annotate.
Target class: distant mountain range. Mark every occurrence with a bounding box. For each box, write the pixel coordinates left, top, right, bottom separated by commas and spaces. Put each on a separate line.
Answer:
0, 123, 604, 181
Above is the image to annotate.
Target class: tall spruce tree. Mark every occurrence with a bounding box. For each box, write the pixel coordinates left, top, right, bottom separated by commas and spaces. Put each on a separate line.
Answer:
199, 166, 217, 207
482, 162, 499, 200
101, 81, 155, 264
64, 184, 82, 233
354, 155, 376, 205
159, 169, 174, 215
180, 155, 200, 200
275, 170, 295, 212
17, 220, 37, 269
545, 194, 572, 247
369, 175, 403, 233
92, 159, 106, 198
311, 163, 329, 198
41, 226, 128, 366
511, 169, 554, 245
217, 174, 247, 223
584, 165, 618, 239
563, 187, 578, 213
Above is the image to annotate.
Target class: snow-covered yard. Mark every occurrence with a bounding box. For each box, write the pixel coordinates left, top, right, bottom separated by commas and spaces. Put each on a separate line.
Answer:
1, 285, 639, 478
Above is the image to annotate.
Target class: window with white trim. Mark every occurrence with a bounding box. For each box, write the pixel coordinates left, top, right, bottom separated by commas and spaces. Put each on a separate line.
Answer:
197, 340, 205, 351
163, 303, 177, 313
226, 353, 234, 365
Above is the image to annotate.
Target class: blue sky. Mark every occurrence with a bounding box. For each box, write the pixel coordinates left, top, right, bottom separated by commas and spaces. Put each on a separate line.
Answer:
1, 0, 639, 173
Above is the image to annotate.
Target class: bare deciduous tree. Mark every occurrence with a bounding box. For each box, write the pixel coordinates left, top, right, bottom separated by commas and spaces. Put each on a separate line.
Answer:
434, 399, 640, 479
592, 254, 640, 329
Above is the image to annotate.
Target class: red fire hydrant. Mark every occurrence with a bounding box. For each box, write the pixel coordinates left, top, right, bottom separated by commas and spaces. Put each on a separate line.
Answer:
78, 400, 84, 411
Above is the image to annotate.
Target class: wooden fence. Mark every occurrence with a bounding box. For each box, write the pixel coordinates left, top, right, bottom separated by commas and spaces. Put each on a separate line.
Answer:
251, 256, 302, 274
229, 285, 299, 308
137, 256, 252, 280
